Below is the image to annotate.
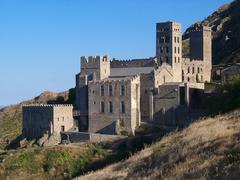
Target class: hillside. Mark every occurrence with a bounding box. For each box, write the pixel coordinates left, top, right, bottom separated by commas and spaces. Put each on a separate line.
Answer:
79, 109, 240, 179
0, 91, 70, 149
183, 0, 240, 65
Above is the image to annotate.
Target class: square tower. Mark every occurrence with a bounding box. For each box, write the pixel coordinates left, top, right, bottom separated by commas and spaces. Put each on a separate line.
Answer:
156, 22, 182, 82
189, 26, 212, 82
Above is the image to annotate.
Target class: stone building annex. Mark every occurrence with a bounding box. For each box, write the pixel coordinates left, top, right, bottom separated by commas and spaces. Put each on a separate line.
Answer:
23, 21, 212, 141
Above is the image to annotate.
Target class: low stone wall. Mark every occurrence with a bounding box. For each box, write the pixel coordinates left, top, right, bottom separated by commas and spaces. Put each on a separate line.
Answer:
61, 132, 126, 143
89, 133, 126, 143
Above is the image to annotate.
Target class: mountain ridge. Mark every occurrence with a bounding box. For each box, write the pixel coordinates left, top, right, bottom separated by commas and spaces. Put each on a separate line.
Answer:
183, 0, 240, 65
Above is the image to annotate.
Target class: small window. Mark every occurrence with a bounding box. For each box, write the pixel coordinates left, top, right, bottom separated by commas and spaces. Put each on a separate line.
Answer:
160, 47, 164, 53
121, 101, 125, 114
166, 56, 169, 63
178, 47, 180, 54
61, 126, 65, 132
174, 47, 177, 54
100, 85, 104, 96
109, 101, 113, 113
101, 101, 105, 113
174, 57, 177, 63
192, 67, 195, 74
62, 117, 64, 121
188, 67, 190, 73
121, 85, 125, 96
166, 35, 170, 43
178, 57, 180, 63
160, 36, 165, 43
187, 77, 190, 82
109, 84, 113, 96
166, 46, 169, 53
174, 36, 177, 43
198, 67, 200, 73
177, 37, 180, 43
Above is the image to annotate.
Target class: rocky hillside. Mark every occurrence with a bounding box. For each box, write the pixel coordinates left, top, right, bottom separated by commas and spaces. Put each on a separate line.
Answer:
0, 91, 70, 149
183, 0, 240, 65
78, 109, 240, 179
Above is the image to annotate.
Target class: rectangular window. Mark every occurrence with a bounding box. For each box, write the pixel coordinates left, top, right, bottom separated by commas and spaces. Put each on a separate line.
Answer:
109, 85, 113, 96
101, 101, 105, 113
174, 36, 177, 43
177, 37, 180, 43
174, 47, 176, 54
166, 46, 169, 53
160, 47, 164, 53
100, 85, 104, 96
165, 35, 170, 43
121, 101, 125, 114
166, 56, 169, 63
121, 85, 125, 96
178, 47, 180, 54
109, 101, 113, 113
160, 36, 165, 43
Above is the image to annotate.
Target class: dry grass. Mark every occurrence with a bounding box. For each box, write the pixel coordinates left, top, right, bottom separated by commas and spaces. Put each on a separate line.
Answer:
78, 110, 240, 180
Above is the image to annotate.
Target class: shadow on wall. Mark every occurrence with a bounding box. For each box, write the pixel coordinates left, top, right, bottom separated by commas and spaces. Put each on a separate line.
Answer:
96, 122, 117, 135
153, 106, 204, 130
153, 89, 205, 130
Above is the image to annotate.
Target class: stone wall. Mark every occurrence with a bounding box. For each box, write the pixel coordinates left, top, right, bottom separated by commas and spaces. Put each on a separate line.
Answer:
182, 58, 205, 83
22, 104, 74, 140
110, 58, 156, 68
140, 73, 154, 122
61, 132, 126, 143
154, 63, 174, 87
88, 76, 140, 135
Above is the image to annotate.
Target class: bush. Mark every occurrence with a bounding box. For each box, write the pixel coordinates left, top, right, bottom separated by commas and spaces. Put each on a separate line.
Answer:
205, 75, 240, 115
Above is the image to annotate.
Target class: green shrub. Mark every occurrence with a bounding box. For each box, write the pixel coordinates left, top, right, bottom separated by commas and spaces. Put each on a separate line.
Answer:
227, 150, 240, 164
43, 150, 72, 172
205, 75, 240, 115
5, 150, 40, 173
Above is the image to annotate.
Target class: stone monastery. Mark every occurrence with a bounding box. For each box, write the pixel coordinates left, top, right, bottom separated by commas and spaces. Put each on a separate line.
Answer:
23, 21, 212, 140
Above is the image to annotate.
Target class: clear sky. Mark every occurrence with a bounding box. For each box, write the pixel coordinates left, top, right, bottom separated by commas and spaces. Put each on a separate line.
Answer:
0, 0, 233, 106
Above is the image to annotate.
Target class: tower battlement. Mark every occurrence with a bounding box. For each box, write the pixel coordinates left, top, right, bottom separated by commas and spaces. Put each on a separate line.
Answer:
81, 55, 110, 69
189, 26, 211, 33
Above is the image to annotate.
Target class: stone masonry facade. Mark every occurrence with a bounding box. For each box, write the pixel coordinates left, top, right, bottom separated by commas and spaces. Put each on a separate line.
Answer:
75, 21, 212, 134
22, 104, 74, 140
22, 21, 212, 139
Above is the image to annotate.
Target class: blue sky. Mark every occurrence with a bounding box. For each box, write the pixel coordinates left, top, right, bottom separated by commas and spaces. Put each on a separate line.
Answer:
0, 0, 232, 105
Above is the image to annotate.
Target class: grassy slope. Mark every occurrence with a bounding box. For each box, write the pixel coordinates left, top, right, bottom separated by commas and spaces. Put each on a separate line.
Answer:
79, 109, 240, 180
0, 91, 69, 149
0, 143, 111, 180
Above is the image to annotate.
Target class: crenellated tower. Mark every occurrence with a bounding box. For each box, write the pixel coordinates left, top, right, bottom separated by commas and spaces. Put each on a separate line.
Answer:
75, 55, 110, 131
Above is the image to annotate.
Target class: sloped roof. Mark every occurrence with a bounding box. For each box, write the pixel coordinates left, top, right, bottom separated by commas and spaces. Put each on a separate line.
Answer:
110, 67, 154, 77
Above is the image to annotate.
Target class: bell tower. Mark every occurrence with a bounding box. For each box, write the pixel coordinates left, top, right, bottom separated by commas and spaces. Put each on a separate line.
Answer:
156, 22, 182, 82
